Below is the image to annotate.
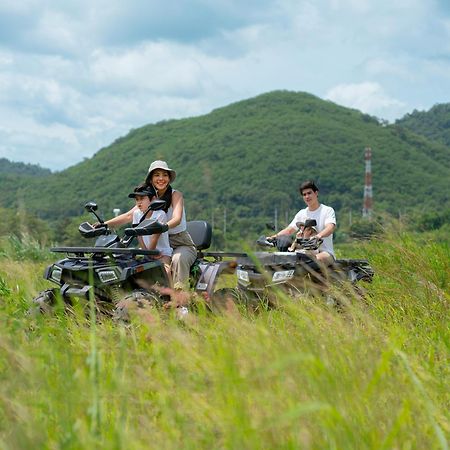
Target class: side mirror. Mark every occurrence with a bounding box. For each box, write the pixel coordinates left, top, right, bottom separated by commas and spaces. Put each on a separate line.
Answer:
84, 201, 104, 224
149, 199, 166, 211
84, 201, 98, 212
137, 199, 167, 225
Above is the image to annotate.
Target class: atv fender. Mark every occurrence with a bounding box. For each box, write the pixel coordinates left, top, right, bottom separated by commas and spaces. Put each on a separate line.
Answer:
195, 260, 237, 297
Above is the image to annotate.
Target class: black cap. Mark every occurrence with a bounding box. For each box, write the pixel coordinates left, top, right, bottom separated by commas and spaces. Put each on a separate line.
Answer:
128, 185, 156, 198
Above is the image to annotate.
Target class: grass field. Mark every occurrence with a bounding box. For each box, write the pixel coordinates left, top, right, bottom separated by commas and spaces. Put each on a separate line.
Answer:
0, 229, 449, 449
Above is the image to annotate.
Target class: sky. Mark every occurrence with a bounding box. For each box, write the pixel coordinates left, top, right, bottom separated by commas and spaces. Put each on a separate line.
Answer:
1, 0, 449, 171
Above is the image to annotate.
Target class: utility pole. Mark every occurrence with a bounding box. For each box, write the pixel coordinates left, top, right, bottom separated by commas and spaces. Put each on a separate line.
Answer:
274, 207, 278, 231
362, 147, 373, 219
223, 207, 227, 237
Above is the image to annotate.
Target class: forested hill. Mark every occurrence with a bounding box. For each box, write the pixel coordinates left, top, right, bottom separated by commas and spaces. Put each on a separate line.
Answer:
396, 103, 450, 147
1, 91, 449, 237
0, 158, 51, 176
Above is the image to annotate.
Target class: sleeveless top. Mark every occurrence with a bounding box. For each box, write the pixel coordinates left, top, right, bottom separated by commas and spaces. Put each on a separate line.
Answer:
167, 189, 187, 235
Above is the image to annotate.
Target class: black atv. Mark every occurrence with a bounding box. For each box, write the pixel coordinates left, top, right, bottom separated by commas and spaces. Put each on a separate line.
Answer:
220, 228, 374, 309
31, 209, 240, 317
31, 200, 172, 317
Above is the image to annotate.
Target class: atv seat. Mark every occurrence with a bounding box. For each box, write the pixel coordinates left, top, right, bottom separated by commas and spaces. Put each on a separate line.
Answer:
186, 221, 212, 251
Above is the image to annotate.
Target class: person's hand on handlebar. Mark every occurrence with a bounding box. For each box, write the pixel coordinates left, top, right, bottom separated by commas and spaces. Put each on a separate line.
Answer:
92, 222, 107, 229
308, 236, 323, 245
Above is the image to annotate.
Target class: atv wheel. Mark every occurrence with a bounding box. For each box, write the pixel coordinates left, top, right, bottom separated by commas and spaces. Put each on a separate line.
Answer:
209, 288, 240, 313
210, 288, 265, 313
113, 290, 163, 323
29, 289, 58, 315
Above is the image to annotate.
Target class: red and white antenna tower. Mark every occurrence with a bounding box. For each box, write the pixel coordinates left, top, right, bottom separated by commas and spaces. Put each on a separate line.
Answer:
362, 147, 373, 218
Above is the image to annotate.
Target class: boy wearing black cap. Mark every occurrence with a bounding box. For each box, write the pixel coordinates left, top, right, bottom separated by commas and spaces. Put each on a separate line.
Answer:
104, 183, 172, 279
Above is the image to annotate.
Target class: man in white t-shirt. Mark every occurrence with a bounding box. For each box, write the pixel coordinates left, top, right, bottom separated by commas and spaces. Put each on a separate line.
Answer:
269, 180, 336, 264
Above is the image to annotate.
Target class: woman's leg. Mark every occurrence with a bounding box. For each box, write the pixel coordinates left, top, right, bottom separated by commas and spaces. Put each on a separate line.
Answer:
171, 245, 197, 288
160, 256, 173, 287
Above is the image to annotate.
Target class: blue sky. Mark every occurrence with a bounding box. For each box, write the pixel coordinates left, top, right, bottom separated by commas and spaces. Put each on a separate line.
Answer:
1, 0, 449, 170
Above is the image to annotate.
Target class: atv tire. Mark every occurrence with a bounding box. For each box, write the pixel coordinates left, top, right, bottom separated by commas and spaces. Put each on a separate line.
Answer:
113, 289, 164, 323
29, 289, 58, 315
210, 288, 265, 313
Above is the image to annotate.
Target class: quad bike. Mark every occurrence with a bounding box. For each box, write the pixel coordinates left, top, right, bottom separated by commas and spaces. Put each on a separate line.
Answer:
31, 211, 238, 318
218, 227, 374, 309
31, 200, 173, 318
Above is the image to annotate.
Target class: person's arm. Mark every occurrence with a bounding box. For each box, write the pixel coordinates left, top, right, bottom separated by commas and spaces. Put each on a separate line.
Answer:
103, 206, 136, 228
268, 225, 296, 239
136, 234, 160, 251
269, 210, 303, 239
167, 190, 184, 229
315, 223, 335, 240
140, 234, 160, 250
315, 207, 336, 240
144, 209, 164, 250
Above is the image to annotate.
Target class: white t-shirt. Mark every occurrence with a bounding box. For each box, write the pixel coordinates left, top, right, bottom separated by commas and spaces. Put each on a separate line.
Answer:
132, 209, 173, 257
288, 204, 336, 257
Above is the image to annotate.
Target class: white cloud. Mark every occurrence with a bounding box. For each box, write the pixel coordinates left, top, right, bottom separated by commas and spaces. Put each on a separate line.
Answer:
325, 82, 407, 121
0, 0, 448, 170
89, 43, 208, 96
32, 11, 80, 53
363, 58, 411, 79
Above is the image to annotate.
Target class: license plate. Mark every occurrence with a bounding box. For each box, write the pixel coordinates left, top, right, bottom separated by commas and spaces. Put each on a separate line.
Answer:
272, 269, 294, 282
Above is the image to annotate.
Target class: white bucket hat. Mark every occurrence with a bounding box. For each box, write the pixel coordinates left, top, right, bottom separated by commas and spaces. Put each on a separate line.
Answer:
147, 160, 176, 182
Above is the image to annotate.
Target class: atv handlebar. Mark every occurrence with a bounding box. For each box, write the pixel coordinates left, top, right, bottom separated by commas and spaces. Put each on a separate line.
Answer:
295, 237, 323, 250
124, 220, 169, 237
256, 235, 293, 252
257, 235, 322, 251
256, 236, 275, 247
79, 221, 109, 238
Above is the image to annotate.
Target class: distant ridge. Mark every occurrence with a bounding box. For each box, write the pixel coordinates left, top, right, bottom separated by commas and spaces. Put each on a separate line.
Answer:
0, 158, 51, 176
396, 103, 450, 147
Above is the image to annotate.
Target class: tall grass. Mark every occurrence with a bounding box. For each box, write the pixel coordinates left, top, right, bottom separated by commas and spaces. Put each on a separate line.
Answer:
0, 230, 448, 449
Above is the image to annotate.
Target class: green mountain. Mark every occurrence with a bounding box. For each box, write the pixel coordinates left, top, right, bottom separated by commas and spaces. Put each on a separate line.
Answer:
396, 103, 450, 147
0, 158, 52, 176
1, 91, 449, 242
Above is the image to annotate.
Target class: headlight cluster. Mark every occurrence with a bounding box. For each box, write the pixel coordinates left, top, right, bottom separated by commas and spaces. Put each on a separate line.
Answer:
236, 269, 250, 283
50, 266, 62, 283
97, 269, 119, 283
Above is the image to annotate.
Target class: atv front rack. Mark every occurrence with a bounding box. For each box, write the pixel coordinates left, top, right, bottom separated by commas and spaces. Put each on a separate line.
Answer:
51, 247, 160, 257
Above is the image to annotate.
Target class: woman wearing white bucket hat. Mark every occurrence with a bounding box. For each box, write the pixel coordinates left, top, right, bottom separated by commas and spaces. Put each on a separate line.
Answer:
144, 160, 196, 287
100, 160, 196, 287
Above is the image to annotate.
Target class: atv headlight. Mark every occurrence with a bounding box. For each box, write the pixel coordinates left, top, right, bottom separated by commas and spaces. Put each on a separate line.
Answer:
237, 269, 250, 283
50, 266, 62, 284
97, 269, 118, 283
